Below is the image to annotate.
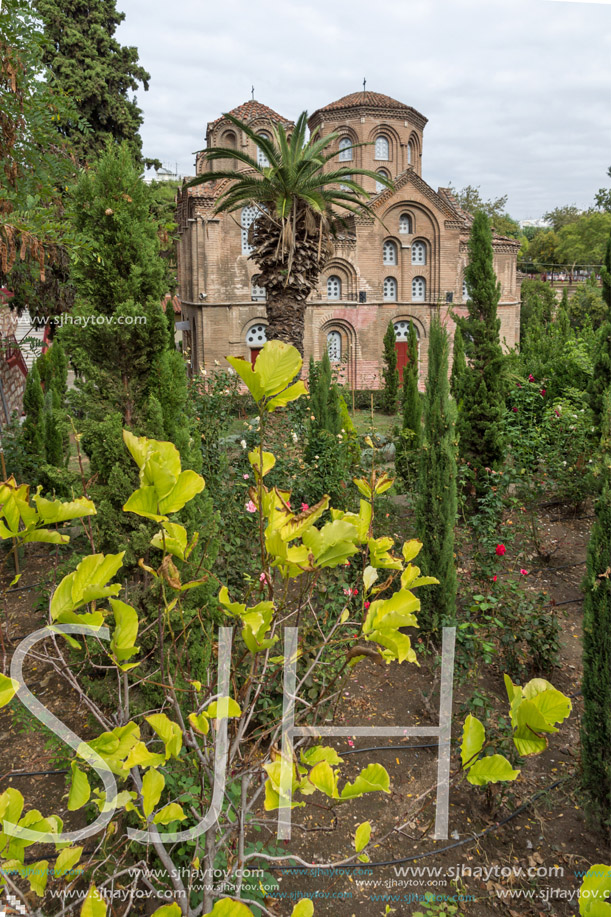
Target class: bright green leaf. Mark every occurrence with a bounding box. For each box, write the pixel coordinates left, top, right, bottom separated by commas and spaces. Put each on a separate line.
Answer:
466, 754, 520, 786
68, 763, 91, 811
461, 715, 485, 768
142, 768, 165, 818
354, 820, 371, 853
80, 885, 107, 917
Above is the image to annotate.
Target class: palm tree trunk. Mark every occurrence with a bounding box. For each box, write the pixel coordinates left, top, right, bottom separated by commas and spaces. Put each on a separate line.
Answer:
265, 292, 307, 356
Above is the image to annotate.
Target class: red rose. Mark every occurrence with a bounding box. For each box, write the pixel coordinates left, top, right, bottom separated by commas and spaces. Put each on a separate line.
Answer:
528, 373, 535, 382
495, 544, 506, 556
540, 389, 546, 397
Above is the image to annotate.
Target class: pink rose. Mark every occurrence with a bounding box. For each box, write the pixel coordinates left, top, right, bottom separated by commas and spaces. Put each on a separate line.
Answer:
496, 544, 506, 556
520, 569, 528, 576
245, 500, 257, 513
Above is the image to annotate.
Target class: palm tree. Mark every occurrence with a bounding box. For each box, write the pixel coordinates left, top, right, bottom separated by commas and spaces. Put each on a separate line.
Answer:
185, 111, 392, 354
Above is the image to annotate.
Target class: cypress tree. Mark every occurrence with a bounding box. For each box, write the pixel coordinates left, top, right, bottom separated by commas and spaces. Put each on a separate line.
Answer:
416, 318, 458, 632
308, 351, 340, 437
455, 212, 506, 482
43, 392, 63, 466
588, 234, 611, 430
60, 142, 202, 562
22, 363, 45, 462
382, 320, 399, 414
450, 325, 466, 404
581, 387, 611, 826
395, 322, 421, 487
48, 339, 68, 406
34, 0, 152, 164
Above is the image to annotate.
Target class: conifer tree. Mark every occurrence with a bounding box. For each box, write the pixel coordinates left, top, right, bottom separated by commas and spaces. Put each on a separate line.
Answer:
450, 325, 466, 404
416, 318, 458, 632
43, 391, 63, 466
308, 351, 341, 437
581, 388, 611, 825
556, 287, 571, 340
60, 142, 201, 562
455, 212, 506, 481
22, 363, 45, 462
34, 0, 152, 164
382, 320, 399, 414
588, 234, 611, 430
395, 322, 421, 487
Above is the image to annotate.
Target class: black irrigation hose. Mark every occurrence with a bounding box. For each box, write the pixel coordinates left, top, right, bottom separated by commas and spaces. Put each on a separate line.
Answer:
1, 768, 69, 779
265, 776, 572, 872
1, 580, 49, 595
341, 744, 438, 755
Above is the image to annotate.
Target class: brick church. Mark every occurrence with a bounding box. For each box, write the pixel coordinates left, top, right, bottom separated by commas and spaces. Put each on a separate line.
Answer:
176, 90, 521, 387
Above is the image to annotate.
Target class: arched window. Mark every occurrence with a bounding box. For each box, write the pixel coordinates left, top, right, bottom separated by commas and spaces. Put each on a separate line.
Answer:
374, 135, 390, 161
338, 137, 353, 161
408, 141, 414, 165
399, 213, 412, 234
327, 330, 342, 362
383, 277, 397, 302
327, 275, 341, 300
241, 206, 258, 254
411, 240, 426, 265
222, 130, 237, 149
375, 169, 390, 193
412, 277, 426, 301
251, 284, 266, 301
393, 320, 419, 382
383, 240, 397, 265
246, 323, 267, 367
246, 323, 267, 346
462, 278, 468, 301
339, 174, 352, 191
257, 132, 270, 167
393, 320, 419, 341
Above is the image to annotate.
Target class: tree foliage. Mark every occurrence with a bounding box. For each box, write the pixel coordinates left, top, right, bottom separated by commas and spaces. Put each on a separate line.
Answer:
34, 0, 152, 164
0, 0, 85, 289
60, 143, 199, 562
594, 166, 611, 214
449, 184, 520, 238
416, 318, 457, 631
455, 212, 506, 480
557, 212, 611, 266
395, 322, 421, 486
581, 389, 611, 827
588, 234, 611, 429
382, 320, 399, 414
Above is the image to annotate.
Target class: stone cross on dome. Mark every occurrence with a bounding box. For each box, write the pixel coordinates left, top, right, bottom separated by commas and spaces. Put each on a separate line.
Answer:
251, 85, 255, 100
363, 78, 366, 91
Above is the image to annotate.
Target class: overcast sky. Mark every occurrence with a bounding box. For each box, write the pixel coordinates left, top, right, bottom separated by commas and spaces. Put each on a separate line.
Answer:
117, 0, 611, 220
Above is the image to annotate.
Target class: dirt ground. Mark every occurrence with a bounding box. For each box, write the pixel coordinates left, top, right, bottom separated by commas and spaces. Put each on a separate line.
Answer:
0, 508, 608, 917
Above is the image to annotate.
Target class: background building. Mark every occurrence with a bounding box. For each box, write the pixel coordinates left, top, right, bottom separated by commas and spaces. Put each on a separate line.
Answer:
176, 91, 521, 387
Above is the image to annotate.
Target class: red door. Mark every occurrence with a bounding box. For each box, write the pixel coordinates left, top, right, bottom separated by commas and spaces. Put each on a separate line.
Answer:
395, 341, 408, 383
250, 348, 261, 368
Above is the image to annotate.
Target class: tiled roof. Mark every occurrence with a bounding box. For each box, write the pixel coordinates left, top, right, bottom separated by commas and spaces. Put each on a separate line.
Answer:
317, 91, 412, 113
208, 100, 292, 129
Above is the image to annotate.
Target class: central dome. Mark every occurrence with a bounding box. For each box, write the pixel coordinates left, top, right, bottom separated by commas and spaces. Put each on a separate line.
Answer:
317, 90, 412, 113
309, 90, 427, 130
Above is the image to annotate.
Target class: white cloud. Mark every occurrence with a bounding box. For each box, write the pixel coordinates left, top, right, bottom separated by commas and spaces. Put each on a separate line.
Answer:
117, 0, 611, 219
